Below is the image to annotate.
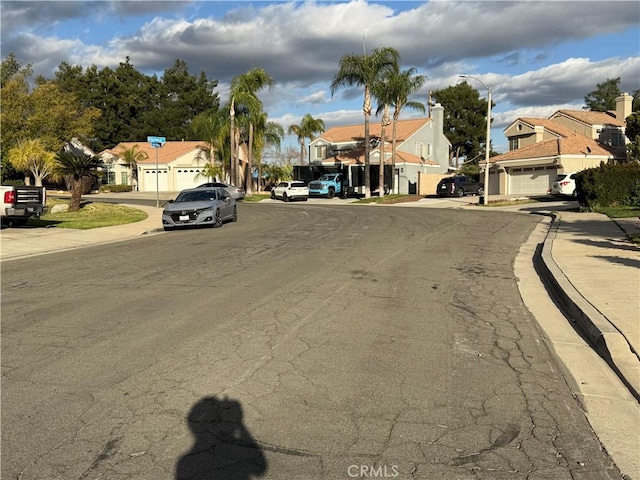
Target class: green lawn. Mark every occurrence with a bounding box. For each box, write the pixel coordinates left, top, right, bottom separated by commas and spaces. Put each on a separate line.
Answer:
353, 194, 423, 204
594, 205, 640, 218
242, 193, 271, 202
28, 199, 147, 229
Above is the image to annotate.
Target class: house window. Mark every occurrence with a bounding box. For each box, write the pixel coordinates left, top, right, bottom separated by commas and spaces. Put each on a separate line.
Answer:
509, 138, 519, 151
315, 145, 327, 160
120, 172, 129, 185
415, 142, 431, 157
611, 132, 625, 147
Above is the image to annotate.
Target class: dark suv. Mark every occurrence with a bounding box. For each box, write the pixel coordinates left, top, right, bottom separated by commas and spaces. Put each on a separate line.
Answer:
436, 175, 482, 197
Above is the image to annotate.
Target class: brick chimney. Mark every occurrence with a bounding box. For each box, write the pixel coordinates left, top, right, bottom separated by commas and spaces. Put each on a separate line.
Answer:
615, 93, 632, 122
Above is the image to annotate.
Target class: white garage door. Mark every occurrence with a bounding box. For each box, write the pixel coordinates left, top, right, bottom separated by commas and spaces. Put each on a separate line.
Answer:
509, 167, 556, 195
176, 168, 204, 191
143, 169, 169, 192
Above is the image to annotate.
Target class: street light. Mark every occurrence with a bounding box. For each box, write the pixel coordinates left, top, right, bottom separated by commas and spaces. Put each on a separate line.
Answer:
459, 75, 492, 205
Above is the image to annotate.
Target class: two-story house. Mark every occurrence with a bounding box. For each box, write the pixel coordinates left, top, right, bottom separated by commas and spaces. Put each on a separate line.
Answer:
486, 93, 632, 196
308, 103, 451, 194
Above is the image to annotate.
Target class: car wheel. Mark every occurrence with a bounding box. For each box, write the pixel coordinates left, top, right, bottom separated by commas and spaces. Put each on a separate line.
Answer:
457, 188, 465, 197
213, 209, 223, 228
270, 191, 275, 199
283, 193, 289, 202
232, 206, 238, 222
327, 188, 335, 199
572, 189, 577, 198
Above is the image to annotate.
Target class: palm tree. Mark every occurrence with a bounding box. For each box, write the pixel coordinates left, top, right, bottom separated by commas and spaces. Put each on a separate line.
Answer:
119, 144, 148, 190
53, 151, 103, 211
191, 109, 231, 181
331, 47, 399, 198
248, 112, 284, 193
384, 67, 427, 193
195, 162, 223, 183
229, 68, 274, 187
7, 138, 56, 186
288, 114, 325, 165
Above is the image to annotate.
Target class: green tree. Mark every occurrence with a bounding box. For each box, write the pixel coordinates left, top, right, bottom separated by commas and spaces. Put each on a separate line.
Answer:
1, 52, 31, 87
288, 114, 326, 166
191, 109, 231, 180
248, 113, 284, 193
195, 162, 224, 183
118, 144, 149, 189
7, 139, 56, 186
584, 77, 621, 112
626, 111, 640, 163
331, 47, 400, 198
373, 67, 426, 194
53, 152, 103, 211
432, 83, 492, 165
228, 68, 274, 186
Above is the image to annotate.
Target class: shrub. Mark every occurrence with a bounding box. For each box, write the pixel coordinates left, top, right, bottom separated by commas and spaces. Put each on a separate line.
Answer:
576, 162, 640, 210
99, 184, 132, 193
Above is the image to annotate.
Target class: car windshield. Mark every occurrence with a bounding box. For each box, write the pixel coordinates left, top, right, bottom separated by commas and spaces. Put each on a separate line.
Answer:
319, 175, 337, 181
440, 178, 455, 184
555, 174, 568, 181
176, 190, 216, 202
291, 182, 306, 188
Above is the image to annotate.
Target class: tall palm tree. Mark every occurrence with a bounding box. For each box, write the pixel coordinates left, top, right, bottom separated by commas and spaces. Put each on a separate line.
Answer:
331, 47, 399, 198
384, 67, 427, 193
53, 151, 103, 211
229, 68, 274, 187
119, 144, 148, 190
288, 114, 325, 165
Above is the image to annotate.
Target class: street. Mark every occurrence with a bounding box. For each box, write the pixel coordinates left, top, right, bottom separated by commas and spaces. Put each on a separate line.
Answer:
1, 203, 624, 479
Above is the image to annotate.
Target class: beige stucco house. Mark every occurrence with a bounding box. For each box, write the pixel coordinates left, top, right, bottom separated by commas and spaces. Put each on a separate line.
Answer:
486, 93, 633, 196
99, 141, 246, 192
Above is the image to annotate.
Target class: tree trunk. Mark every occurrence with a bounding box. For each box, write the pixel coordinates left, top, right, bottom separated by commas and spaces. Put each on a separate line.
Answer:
363, 87, 372, 199
230, 99, 236, 186
379, 105, 390, 197
246, 123, 254, 195
69, 177, 83, 212
391, 116, 398, 194
300, 140, 305, 166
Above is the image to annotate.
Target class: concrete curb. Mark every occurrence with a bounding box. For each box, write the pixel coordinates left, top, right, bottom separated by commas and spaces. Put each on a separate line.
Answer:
535, 213, 640, 402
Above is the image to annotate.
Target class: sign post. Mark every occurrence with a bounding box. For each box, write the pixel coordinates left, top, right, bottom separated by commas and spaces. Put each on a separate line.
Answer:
147, 136, 166, 207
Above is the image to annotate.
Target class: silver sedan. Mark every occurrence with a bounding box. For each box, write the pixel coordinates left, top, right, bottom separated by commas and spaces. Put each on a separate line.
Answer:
162, 187, 237, 231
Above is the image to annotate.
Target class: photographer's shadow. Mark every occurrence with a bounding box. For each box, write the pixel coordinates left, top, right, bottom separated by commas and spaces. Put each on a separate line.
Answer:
176, 396, 267, 480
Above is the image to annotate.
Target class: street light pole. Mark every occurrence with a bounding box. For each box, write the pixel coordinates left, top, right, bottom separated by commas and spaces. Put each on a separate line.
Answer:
460, 75, 492, 205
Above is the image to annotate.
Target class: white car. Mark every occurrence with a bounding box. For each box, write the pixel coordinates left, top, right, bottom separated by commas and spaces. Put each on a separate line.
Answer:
270, 181, 309, 202
549, 172, 577, 197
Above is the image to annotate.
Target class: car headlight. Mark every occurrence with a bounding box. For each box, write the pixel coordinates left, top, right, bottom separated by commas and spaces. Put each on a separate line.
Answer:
195, 207, 212, 215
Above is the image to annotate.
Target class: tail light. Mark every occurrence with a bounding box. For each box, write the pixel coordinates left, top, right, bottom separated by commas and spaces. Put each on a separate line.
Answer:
560, 181, 570, 186
4, 190, 16, 204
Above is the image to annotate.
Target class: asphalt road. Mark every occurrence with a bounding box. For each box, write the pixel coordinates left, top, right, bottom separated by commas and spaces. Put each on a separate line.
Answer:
1, 203, 624, 479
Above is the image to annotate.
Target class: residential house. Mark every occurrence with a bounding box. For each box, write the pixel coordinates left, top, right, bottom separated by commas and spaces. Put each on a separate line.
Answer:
487, 93, 633, 196
99, 141, 247, 192
308, 103, 451, 194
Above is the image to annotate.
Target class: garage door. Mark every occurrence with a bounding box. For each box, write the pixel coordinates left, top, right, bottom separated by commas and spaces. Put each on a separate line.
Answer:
509, 167, 556, 195
176, 168, 204, 191
143, 169, 169, 192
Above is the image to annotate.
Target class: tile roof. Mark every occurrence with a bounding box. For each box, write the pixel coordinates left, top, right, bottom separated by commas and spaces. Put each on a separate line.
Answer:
490, 134, 612, 163
516, 118, 582, 138
552, 110, 624, 127
319, 118, 430, 143
322, 146, 437, 166
102, 141, 210, 164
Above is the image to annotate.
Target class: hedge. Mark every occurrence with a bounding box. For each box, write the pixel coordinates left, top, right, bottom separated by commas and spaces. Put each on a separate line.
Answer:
99, 184, 133, 193
576, 162, 640, 210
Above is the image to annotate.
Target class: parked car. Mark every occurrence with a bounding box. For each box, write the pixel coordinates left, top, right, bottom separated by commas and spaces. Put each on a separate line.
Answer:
196, 182, 245, 200
436, 175, 482, 197
270, 181, 309, 202
162, 187, 237, 231
549, 172, 577, 197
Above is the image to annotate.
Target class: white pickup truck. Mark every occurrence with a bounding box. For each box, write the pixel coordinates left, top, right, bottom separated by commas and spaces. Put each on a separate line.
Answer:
0, 185, 46, 226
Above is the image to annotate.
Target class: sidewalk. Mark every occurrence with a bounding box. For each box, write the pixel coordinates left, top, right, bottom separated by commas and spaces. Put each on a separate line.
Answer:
0, 203, 163, 261
0, 196, 638, 400
536, 211, 640, 400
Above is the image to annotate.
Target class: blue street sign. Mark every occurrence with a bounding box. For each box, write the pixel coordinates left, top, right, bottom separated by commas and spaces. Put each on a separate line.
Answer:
147, 136, 166, 148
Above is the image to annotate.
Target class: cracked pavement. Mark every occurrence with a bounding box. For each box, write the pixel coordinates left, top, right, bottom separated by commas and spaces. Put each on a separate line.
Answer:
1, 203, 624, 479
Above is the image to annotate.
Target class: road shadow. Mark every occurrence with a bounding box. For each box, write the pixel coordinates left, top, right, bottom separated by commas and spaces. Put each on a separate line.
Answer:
175, 396, 267, 480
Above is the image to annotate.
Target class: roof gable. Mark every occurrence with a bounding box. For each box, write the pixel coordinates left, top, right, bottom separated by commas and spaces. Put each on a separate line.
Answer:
491, 134, 612, 163
551, 110, 624, 127
102, 141, 209, 164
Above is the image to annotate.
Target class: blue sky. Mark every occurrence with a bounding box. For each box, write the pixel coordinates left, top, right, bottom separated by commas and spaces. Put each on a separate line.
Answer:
2, 1, 639, 154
